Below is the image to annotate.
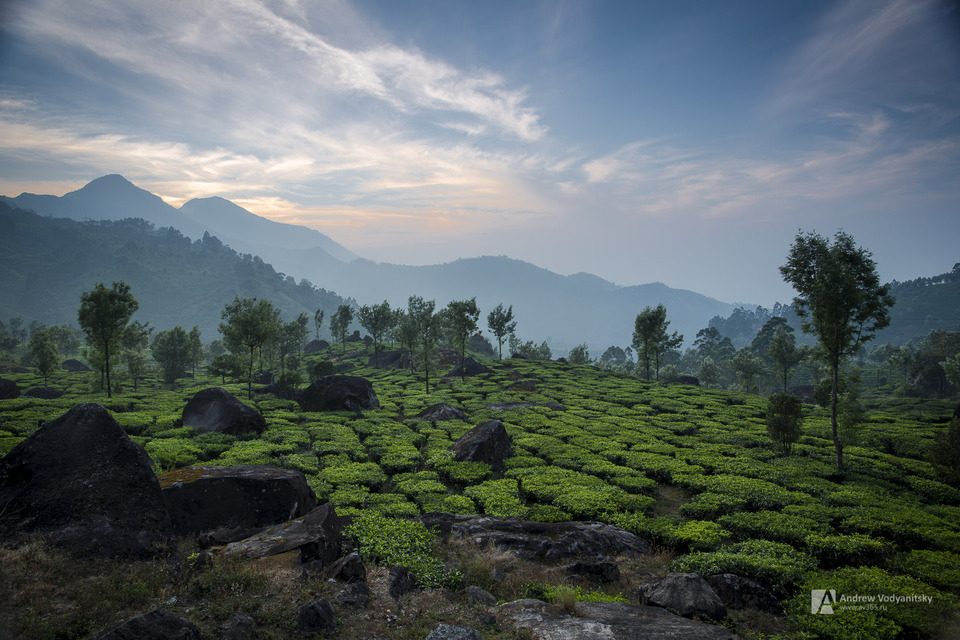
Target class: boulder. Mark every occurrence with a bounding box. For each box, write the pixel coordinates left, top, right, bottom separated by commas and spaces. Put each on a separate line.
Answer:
321, 551, 366, 583
257, 383, 298, 400
420, 514, 650, 562
707, 574, 783, 615
95, 608, 201, 640
0, 378, 20, 399
500, 600, 736, 640
425, 625, 483, 640
297, 375, 379, 415
447, 357, 490, 378
506, 380, 537, 392
335, 582, 371, 608
303, 339, 329, 354
639, 573, 727, 621
670, 375, 701, 386
61, 358, 92, 372
181, 387, 266, 435
565, 561, 620, 583
418, 403, 467, 422
465, 585, 497, 606
158, 465, 317, 538
23, 386, 63, 399
223, 502, 342, 563
450, 420, 511, 471
220, 611, 255, 640
297, 599, 337, 635
389, 565, 420, 600
0, 403, 175, 558
371, 349, 413, 370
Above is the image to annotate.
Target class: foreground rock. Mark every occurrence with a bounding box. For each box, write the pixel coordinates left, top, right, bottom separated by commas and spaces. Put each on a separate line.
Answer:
450, 420, 511, 471
297, 599, 337, 635
426, 624, 483, 640
0, 377, 19, 399
707, 574, 783, 615
158, 465, 317, 539
297, 375, 379, 414
501, 599, 736, 640
23, 386, 63, 399
223, 503, 342, 563
420, 514, 650, 561
96, 608, 201, 640
418, 403, 467, 422
181, 387, 266, 435
639, 573, 727, 621
0, 403, 175, 558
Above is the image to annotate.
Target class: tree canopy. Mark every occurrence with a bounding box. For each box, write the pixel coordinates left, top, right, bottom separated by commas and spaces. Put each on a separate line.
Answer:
77, 281, 138, 397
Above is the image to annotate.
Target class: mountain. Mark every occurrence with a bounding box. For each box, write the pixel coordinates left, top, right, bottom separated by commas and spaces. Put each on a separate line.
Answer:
0, 203, 349, 339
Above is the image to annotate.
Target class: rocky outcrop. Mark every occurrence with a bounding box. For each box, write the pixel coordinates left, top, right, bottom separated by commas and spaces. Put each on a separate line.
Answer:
335, 582, 371, 608
0, 378, 20, 399
425, 625, 483, 640
501, 600, 736, 640
297, 599, 337, 635
304, 339, 329, 353
181, 387, 266, 435
223, 502, 342, 563
418, 403, 467, 422
297, 375, 379, 415
419, 514, 650, 562
158, 465, 317, 539
0, 403, 175, 558
23, 386, 63, 399
61, 358, 92, 372
639, 573, 727, 621
389, 565, 420, 600
450, 420, 511, 471
372, 349, 413, 370
465, 585, 497, 606
447, 357, 490, 378
707, 574, 783, 615
95, 608, 201, 639
565, 561, 620, 583
220, 611, 255, 640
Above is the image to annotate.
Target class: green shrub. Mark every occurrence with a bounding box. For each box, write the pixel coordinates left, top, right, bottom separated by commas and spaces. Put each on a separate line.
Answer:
672, 539, 815, 596
464, 479, 528, 518
719, 510, 825, 546
805, 533, 892, 569
895, 549, 960, 591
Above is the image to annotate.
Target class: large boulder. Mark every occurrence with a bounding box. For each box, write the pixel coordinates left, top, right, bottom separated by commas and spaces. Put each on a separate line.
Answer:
707, 574, 783, 615
0, 378, 20, 399
61, 358, 92, 372
372, 349, 412, 370
223, 502, 342, 563
297, 375, 379, 414
23, 386, 63, 399
158, 465, 317, 538
447, 357, 490, 378
0, 403, 175, 558
95, 608, 201, 640
181, 387, 266, 435
297, 599, 337, 635
303, 339, 329, 354
450, 420, 511, 471
639, 573, 727, 621
418, 403, 467, 422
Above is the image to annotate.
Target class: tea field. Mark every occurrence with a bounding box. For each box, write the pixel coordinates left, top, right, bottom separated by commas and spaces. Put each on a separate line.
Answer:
1, 343, 958, 638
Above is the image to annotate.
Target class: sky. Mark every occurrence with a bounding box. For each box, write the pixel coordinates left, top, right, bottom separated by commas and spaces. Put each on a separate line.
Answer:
1, 0, 959, 306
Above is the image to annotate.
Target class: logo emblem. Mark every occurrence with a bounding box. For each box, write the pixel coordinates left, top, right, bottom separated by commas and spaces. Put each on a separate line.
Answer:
811, 590, 837, 614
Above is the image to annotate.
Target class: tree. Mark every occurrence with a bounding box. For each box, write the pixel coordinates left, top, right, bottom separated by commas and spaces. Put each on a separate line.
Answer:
780, 230, 894, 473
698, 356, 720, 388
219, 297, 282, 399
766, 393, 804, 455
932, 418, 960, 488
568, 343, 591, 365
769, 326, 806, 392
330, 304, 354, 354
188, 326, 203, 377
408, 296, 443, 392
152, 326, 192, 387
278, 313, 309, 380
314, 308, 325, 341
122, 320, 152, 392
77, 281, 139, 398
487, 303, 516, 360
445, 298, 480, 381
732, 347, 766, 393
29, 327, 60, 386
943, 354, 960, 390
358, 301, 395, 368
632, 304, 683, 380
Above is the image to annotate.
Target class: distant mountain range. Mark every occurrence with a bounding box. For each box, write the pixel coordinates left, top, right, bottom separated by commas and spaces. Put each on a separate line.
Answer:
2, 176, 739, 352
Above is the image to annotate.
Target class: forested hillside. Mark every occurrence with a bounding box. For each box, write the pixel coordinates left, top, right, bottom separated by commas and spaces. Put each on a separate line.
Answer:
0, 204, 349, 337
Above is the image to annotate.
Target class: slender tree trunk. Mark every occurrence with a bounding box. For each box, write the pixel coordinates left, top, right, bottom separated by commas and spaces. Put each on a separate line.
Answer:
248, 345, 255, 400
104, 340, 112, 398
831, 357, 843, 473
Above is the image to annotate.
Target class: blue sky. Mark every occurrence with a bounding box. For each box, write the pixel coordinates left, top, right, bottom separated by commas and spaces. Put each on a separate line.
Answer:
1, 0, 958, 305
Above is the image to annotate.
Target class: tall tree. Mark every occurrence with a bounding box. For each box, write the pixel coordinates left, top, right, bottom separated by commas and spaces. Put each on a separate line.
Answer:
632, 304, 683, 380
278, 313, 309, 379
314, 308, 325, 341
445, 298, 480, 381
768, 326, 806, 392
121, 320, 152, 392
780, 230, 894, 473
330, 304, 354, 354
487, 303, 516, 360
732, 347, 766, 393
29, 327, 60, 387
358, 301, 395, 369
152, 326, 192, 387
408, 296, 443, 392
77, 281, 139, 397
188, 326, 203, 377
219, 297, 282, 399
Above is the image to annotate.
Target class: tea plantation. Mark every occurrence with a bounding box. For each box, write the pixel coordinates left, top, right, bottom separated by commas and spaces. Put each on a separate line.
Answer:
1, 343, 958, 638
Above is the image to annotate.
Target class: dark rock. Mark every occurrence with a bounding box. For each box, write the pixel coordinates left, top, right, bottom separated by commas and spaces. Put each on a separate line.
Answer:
466, 585, 497, 606
0, 378, 20, 399
670, 375, 700, 386
0, 365, 28, 373
788, 385, 815, 404
254, 370, 275, 385
335, 582, 371, 608
198, 525, 265, 548
297, 599, 336, 635
425, 624, 483, 640
304, 339, 329, 354
257, 383, 297, 400
485, 401, 566, 412
61, 358, 92, 372
297, 375, 379, 415
419, 514, 650, 562
389, 565, 420, 600
707, 574, 783, 615
181, 387, 266, 435
95, 608, 201, 639
322, 551, 366, 583
555, 357, 567, 364
500, 600, 736, 640
418, 403, 467, 421
506, 380, 536, 392
23, 386, 63, 399
220, 611, 255, 640
447, 357, 490, 378
371, 349, 413, 370
450, 420, 511, 471
223, 502, 342, 562
158, 465, 317, 539
0, 403, 175, 558
566, 561, 620, 583
639, 573, 727, 621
